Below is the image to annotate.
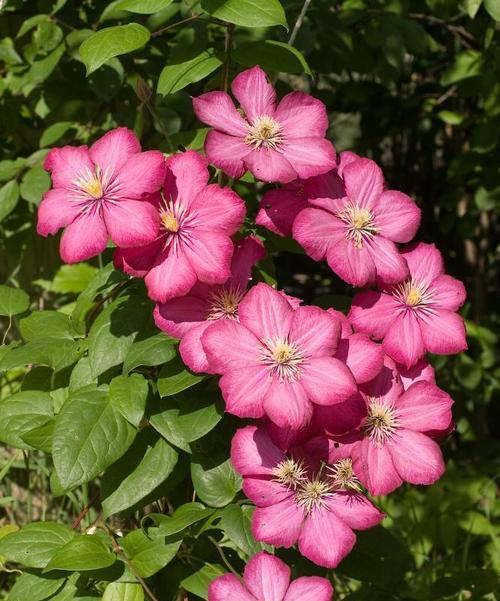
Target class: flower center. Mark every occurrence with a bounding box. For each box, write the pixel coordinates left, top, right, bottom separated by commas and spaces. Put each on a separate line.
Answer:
364, 399, 399, 446
74, 167, 105, 200
272, 458, 307, 489
405, 287, 421, 306
244, 115, 284, 150
261, 336, 304, 382
295, 478, 333, 514
328, 458, 361, 491
337, 202, 377, 248
206, 287, 246, 321
392, 278, 434, 310
161, 210, 180, 233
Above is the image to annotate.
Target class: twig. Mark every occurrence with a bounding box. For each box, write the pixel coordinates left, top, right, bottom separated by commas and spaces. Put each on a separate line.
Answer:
152, 14, 200, 37
207, 535, 240, 578
71, 492, 99, 530
2, 315, 12, 345
288, 0, 313, 46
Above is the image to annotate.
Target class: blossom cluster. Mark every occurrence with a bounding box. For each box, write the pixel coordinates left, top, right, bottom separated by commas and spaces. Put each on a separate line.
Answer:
37, 66, 467, 588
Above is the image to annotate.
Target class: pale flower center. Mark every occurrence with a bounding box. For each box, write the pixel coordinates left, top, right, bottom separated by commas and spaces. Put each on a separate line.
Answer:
337, 202, 377, 248
295, 478, 333, 514
272, 458, 307, 489
328, 458, 361, 491
393, 278, 434, 310
260, 336, 304, 382
160, 210, 180, 233
244, 115, 284, 150
364, 399, 399, 446
206, 287, 246, 321
74, 167, 105, 200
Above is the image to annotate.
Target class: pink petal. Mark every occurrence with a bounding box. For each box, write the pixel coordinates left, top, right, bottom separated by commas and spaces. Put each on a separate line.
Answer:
164, 150, 209, 208
256, 187, 308, 237
243, 477, 293, 508
204, 131, 250, 179
327, 239, 377, 287
275, 92, 329, 138
37, 188, 83, 236
184, 230, 233, 285
60, 209, 108, 263
281, 138, 336, 180
243, 552, 290, 601
192, 91, 248, 136
395, 381, 453, 432
228, 236, 265, 290
208, 573, 256, 601
326, 492, 383, 530
231, 425, 285, 477
239, 283, 294, 340
383, 312, 425, 368
390, 430, 445, 485
292, 208, 345, 261
298, 506, 356, 568
352, 437, 403, 496
361, 356, 404, 402
397, 358, 435, 389
190, 184, 246, 234
43, 145, 93, 190
313, 393, 367, 436
103, 199, 159, 248
337, 151, 361, 177
252, 497, 303, 548
431, 274, 466, 311
349, 291, 399, 339
153, 294, 208, 338
419, 309, 467, 356
374, 190, 421, 243
232, 66, 276, 122
343, 158, 383, 209
114, 238, 162, 278
304, 171, 345, 211
289, 306, 340, 357
220, 367, 270, 420
89, 127, 140, 177
244, 149, 296, 184
264, 380, 313, 430
113, 150, 166, 200
366, 236, 410, 285
145, 248, 197, 303
328, 308, 352, 338
202, 320, 260, 371
179, 322, 213, 373
336, 334, 384, 384
301, 357, 357, 406
401, 242, 444, 284
283, 577, 333, 601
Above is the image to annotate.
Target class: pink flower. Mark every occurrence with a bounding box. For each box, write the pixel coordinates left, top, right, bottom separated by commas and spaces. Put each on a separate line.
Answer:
114, 151, 246, 303
231, 425, 383, 568
293, 153, 421, 287
255, 179, 309, 237
349, 242, 467, 367
193, 66, 336, 184
208, 551, 333, 601
201, 283, 357, 429
38, 127, 166, 263
154, 236, 265, 373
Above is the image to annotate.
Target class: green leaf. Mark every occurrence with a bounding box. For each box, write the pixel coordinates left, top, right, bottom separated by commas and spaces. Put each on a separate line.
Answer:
0, 391, 53, 450
39, 121, 77, 148
0, 180, 20, 223
484, 0, 500, 20
201, 0, 287, 28
0, 523, 75, 568
116, 0, 174, 13
109, 373, 148, 427
157, 356, 205, 396
80, 24, 151, 75
0, 285, 29, 317
8, 571, 67, 601
20, 310, 78, 341
19, 166, 51, 204
458, 510, 494, 535
122, 528, 182, 577
440, 50, 484, 85
462, 0, 483, 18
232, 40, 310, 74
123, 332, 176, 374
103, 582, 144, 601
191, 452, 242, 507
157, 502, 215, 536
21, 419, 55, 453
0, 338, 85, 373
101, 430, 178, 517
52, 388, 136, 490
221, 504, 262, 556
51, 264, 98, 294
437, 110, 464, 125
181, 564, 225, 600
44, 535, 116, 572
157, 49, 222, 96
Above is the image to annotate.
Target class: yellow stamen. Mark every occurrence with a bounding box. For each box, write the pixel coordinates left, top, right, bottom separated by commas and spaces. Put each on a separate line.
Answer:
244, 115, 284, 150
161, 211, 179, 233
405, 287, 422, 306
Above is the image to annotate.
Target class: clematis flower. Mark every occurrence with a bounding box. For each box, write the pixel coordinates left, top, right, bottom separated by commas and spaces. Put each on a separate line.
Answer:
154, 236, 265, 373
255, 179, 310, 237
202, 283, 357, 429
38, 127, 166, 263
193, 66, 336, 184
208, 551, 333, 601
293, 152, 421, 287
231, 425, 383, 568
349, 242, 467, 367
114, 151, 246, 303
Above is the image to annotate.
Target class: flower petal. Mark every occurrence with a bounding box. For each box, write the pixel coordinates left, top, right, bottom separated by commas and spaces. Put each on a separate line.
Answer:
232, 66, 276, 122
351, 437, 403, 496
383, 312, 425, 368
192, 91, 248, 136
419, 309, 468, 355
313, 393, 367, 436
202, 320, 261, 371
228, 236, 265, 290
239, 283, 294, 340
283, 577, 333, 601
390, 430, 445, 485
190, 184, 246, 234
243, 552, 290, 601
301, 357, 357, 406
431, 274, 466, 311
145, 248, 197, 303
336, 334, 384, 385
244, 148, 296, 184
256, 186, 308, 237
43, 145, 93, 190
243, 477, 293, 508
204, 131, 250, 179
183, 230, 233, 285
114, 238, 162, 278
179, 322, 213, 373
292, 207, 345, 261
374, 190, 421, 243
343, 157, 383, 209
401, 242, 444, 284
397, 358, 435, 389
208, 573, 257, 601
164, 150, 210, 208
59, 209, 108, 263
153, 294, 208, 338
281, 138, 336, 180
113, 150, 166, 200
304, 171, 345, 211
264, 380, 313, 429
103, 199, 159, 248
349, 291, 399, 339
367, 236, 409, 285
220, 366, 270, 419
395, 381, 453, 432
89, 127, 140, 176
289, 306, 340, 357
327, 238, 377, 287
252, 497, 303, 548
326, 492, 383, 530
231, 425, 285, 477
37, 188, 84, 236
275, 92, 329, 138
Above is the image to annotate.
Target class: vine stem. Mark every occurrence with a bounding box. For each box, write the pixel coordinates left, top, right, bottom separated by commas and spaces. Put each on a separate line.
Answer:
288, 0, 313, 46
207, 535, 240, 579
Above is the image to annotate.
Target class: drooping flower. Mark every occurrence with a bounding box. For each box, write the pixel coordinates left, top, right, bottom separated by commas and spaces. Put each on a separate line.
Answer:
349, 242, 467, 367
38, 127, 166, 263
202, 283, 357, 429
293, 152, 421, 287
231, 425, 383, 568
154, 236, 265, 373
114, 150, 246, 303
193, 66, 336, 184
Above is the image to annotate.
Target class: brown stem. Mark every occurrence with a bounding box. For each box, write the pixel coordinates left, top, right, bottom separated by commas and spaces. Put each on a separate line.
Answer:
71, 492, 99, 530
152, 14, 200, 37
288, 0, 313, 46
